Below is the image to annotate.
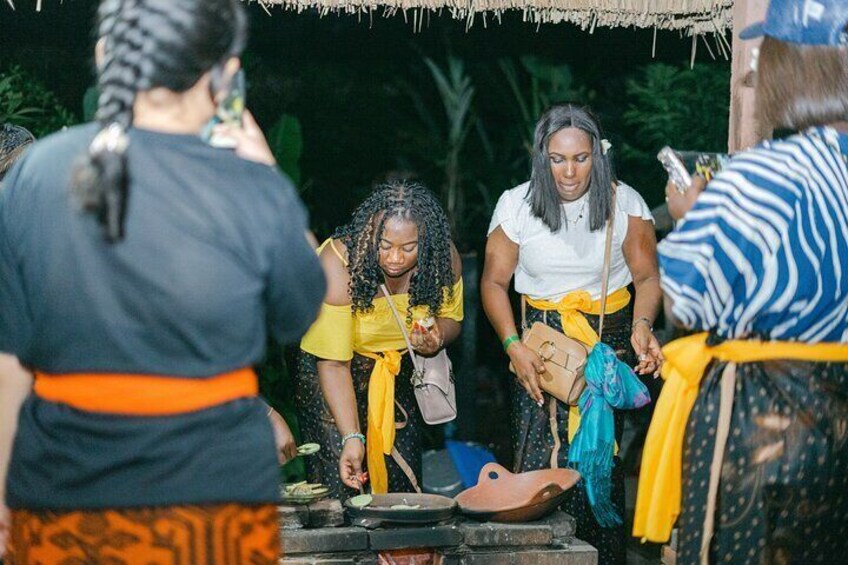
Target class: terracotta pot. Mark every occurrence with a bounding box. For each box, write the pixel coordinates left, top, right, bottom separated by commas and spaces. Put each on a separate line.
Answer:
454, 462, 580, 522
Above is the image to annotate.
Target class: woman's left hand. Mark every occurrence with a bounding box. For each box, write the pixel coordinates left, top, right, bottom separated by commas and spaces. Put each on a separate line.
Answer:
631, 324, 663, 377
410, 321, 445, 357
267, 407, 298, 465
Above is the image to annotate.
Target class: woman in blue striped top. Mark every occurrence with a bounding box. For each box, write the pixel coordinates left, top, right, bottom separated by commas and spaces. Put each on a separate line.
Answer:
641, 1, 848, 563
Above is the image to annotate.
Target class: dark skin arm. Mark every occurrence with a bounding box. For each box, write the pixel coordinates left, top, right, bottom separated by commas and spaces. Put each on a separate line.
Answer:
313, 239, 364, 490
622, 215, 664, 376
480, 227, 547, 406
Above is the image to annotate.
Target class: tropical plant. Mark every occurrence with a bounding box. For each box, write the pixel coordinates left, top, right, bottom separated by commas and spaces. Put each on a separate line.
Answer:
423, 56, 476, 238
619, 62, 731, 205
268, 113, 304, 188
499, 56, 595, 154
0, 65, 77, 137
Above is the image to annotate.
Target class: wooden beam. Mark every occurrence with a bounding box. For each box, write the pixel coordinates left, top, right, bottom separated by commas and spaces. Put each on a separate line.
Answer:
728, 0, 769, 153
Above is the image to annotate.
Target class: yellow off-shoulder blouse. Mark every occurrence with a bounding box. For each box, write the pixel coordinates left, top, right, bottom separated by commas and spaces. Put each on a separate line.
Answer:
300, 239, 464, 360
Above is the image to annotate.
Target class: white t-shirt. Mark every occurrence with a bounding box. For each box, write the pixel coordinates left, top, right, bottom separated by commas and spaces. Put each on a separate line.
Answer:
487, 181, 654, 301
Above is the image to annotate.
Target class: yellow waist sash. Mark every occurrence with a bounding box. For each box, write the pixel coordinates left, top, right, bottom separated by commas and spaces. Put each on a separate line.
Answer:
359, 349, 404, 494
633, 332, 848, 543
526, 287, 631, 442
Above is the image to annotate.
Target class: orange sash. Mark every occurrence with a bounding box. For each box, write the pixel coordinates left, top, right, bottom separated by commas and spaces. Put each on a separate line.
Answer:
33, 368, 257, 416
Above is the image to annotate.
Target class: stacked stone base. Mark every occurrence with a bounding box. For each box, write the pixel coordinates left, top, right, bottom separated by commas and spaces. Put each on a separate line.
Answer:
280, 503, 597, 564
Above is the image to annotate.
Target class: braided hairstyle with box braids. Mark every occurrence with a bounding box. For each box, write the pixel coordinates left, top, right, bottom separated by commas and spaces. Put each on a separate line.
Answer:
71, 0, 247, 242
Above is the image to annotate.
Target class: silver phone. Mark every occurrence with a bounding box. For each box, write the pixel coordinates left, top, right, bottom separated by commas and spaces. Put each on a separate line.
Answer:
657, 146, 692, 194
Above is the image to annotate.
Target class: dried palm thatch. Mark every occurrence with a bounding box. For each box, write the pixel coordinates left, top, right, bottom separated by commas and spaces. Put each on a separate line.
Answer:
250, 0, 733, 35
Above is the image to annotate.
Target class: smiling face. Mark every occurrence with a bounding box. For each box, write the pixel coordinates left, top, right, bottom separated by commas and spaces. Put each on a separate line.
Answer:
377, 216, 420, 279
547, 127, 594, 202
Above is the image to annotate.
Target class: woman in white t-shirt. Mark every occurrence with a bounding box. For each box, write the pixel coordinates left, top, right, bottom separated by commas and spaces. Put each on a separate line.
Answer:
481, 104, 662, 565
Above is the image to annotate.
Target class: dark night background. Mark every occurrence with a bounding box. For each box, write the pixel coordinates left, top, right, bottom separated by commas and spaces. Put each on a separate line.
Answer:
1, 3, 731, 522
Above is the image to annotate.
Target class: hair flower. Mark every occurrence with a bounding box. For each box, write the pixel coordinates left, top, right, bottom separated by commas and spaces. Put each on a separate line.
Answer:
600, 138, 612, 155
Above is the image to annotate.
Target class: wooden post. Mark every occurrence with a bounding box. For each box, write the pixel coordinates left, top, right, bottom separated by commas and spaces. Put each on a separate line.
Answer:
728, 0, 770, 153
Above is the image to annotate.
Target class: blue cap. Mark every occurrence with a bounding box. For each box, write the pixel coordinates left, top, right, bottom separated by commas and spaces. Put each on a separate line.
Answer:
739, 0, 848, 46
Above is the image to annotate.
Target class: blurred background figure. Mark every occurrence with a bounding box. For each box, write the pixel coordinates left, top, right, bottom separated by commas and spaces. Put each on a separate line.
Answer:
0, 0, 324, 562
0, 124, 34, 184
636, 1, 848, 563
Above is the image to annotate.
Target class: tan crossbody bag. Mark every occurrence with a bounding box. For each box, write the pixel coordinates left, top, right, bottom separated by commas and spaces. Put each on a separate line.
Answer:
509, 189, 617, 406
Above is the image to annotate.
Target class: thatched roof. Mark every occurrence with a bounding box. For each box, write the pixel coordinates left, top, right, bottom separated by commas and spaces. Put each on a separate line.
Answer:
253, 0, 734, 35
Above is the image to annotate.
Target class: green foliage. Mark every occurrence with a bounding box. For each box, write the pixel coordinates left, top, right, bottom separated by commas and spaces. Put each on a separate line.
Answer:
499, 56, 595, 154
619, 62, 730, 205
268, 114, 304, 187
0, 65, 77, 137
423, 56, 476, 238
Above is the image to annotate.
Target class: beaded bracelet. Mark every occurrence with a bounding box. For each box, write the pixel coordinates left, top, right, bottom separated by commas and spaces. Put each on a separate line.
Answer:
502, 334, 520, 352
632, 317, 653, 332
341, 432, 366, 448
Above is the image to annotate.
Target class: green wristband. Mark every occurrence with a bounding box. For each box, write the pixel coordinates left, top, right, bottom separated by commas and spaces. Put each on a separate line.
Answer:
502, 334, 520, 352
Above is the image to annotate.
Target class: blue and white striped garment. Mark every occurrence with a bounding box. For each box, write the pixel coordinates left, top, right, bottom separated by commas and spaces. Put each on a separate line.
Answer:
658, 127, 848, 343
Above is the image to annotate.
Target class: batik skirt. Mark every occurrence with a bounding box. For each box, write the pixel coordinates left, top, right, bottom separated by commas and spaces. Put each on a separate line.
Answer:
512, 304, 635, 565
295, 352, 424, 499
6, 503, 280, 564
676, 358, 848, 564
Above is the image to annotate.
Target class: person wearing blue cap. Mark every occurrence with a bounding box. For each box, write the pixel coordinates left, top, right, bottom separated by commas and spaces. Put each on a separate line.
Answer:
636, 0, 848, 563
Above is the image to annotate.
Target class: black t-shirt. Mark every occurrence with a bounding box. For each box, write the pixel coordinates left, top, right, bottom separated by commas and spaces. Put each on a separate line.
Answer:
1, 123, 324, 373
0, 124, 326, 509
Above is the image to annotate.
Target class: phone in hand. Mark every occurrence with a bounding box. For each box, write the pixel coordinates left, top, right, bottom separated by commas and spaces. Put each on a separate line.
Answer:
658, 146, 692, 194
202, 69, 246, 148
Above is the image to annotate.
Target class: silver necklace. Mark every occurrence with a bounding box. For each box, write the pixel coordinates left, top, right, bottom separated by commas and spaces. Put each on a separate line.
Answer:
564, 199, 587, 226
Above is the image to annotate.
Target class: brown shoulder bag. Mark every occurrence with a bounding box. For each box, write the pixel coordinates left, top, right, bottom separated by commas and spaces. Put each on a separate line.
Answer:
509, 189, 618, 406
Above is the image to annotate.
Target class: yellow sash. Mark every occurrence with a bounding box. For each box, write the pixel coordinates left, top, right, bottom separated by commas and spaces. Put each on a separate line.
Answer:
526, 287, 631, 442
359, 350, 404, 494
633, 332, 848, 543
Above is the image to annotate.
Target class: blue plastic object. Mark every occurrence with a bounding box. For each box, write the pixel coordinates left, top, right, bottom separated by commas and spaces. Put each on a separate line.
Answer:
446, 440, 497, 488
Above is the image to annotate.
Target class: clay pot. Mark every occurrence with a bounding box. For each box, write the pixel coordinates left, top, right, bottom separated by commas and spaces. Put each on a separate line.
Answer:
454, 462, 580, 522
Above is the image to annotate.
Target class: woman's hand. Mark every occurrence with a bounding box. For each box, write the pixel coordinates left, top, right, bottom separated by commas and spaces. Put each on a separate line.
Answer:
410, 321, 444, 357
267, 407, 298, 465
212, 110, 277, 166
666, 175, 706, 221
507, 342, 547, 406
631, 323, 663, 377
339, 438, 366, 490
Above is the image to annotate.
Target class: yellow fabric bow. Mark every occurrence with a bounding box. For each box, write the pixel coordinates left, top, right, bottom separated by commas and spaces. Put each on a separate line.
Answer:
360, 350, 403, 494
633, 332, 848, 543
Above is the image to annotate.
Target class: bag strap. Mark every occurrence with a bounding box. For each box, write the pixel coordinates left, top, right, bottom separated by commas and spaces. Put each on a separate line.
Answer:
597, 186, 618, 341
379, 284, 421, 373
391, 447, 423, 493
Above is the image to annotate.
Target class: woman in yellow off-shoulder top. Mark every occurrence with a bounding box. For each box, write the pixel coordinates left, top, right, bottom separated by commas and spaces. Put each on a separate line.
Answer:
295, 181, 463, 498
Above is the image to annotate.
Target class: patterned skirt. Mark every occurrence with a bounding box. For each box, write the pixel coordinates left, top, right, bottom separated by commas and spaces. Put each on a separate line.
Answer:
6, 503, 280, 564
295, 352, 424, 499
512, 304, 635, 565
676, 358, 848, 564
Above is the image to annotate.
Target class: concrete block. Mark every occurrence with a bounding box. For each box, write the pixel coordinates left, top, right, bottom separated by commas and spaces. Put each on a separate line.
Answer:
279, 499, 345, 530
512, 540, 597, 565
537, 511, 577, 542
459, 521, 552, 548
369, 524, 463, 551
282, 527, 369, 554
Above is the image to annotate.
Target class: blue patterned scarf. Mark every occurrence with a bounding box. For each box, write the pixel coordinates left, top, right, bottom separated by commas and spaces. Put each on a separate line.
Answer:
568, 342, 650, 527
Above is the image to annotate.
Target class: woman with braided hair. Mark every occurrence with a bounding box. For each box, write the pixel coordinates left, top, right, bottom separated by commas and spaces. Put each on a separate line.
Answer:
0, 0, 324, 562
296, 180, 463, 498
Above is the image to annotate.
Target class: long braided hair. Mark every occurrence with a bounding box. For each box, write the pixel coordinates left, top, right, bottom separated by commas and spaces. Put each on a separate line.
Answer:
334, 181, 455, 320
528, 103, 616, 233
71, 0, 247, 242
